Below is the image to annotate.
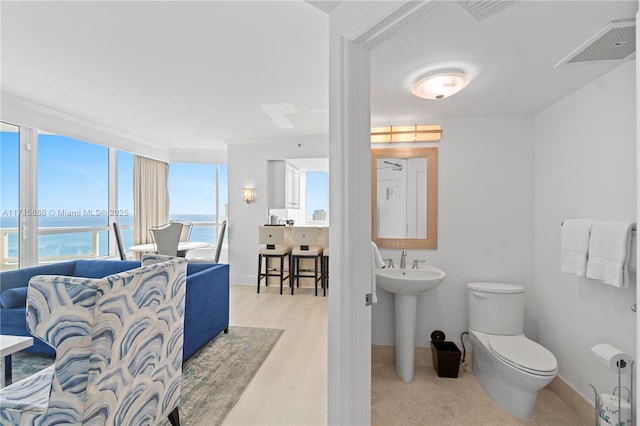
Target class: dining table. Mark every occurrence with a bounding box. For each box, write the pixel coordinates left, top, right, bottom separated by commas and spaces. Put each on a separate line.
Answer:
129, 241, 210, 257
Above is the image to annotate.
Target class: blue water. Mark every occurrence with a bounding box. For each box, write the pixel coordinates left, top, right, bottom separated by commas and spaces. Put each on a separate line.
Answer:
1, 214, 219, 258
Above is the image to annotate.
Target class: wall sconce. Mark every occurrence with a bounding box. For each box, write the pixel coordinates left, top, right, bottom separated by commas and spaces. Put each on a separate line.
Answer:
243, 188, 255, 204
371, 124, 442, 143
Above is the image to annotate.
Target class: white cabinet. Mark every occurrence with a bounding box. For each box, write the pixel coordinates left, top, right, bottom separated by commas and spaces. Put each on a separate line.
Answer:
269, 160, 300, 209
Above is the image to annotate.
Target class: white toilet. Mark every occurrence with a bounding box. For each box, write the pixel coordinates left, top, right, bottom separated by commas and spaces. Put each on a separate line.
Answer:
467, 282, 558, 420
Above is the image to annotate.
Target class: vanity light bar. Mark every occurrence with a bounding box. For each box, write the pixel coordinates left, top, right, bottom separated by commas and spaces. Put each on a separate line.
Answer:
371, 125, 442, 143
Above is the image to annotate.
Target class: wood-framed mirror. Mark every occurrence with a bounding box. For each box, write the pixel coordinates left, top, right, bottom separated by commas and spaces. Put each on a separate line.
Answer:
371, 147, 438, 249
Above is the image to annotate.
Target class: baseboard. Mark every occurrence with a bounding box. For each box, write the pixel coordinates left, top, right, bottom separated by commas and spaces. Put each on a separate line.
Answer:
546, 375, 595, 425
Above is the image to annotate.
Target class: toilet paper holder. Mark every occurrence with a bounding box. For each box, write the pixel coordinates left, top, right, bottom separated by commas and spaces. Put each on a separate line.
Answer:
590, 358, 635, 426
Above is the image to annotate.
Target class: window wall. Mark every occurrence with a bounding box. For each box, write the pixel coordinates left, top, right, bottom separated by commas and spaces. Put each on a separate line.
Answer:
0, 126, 119, 269
305, 171, 329, 225
1, 122, 227, 269
0, 123, 20, 270
117, 151, 134, 250
37, 133, 109, 262
168, 163, 228, 246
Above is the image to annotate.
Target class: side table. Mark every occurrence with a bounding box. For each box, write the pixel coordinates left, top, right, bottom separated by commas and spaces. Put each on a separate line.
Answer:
0, 335, 34, 386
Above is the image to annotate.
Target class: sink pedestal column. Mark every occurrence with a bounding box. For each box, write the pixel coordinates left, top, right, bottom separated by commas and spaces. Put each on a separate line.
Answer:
394, 294, 417, 382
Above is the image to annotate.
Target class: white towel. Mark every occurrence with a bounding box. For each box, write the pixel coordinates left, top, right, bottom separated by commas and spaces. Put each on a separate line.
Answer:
586, 221, 636, 288
371, 242, 385, 304
629, 231, 637, 272
561, 219, 594, 277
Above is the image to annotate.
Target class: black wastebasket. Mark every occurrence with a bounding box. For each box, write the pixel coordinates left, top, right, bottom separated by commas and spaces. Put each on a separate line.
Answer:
431, 341, 461, 378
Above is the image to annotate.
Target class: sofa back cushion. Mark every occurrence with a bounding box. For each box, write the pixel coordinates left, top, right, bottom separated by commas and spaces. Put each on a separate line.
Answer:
0, 261, 77, 292
73, 259, 141, 278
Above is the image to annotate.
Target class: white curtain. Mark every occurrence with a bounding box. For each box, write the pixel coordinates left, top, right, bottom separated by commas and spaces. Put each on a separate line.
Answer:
133, 155, 169, 256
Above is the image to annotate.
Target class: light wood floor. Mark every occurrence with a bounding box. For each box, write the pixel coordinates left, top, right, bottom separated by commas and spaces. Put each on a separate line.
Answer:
223, 284, 584, 425
223, 284, 328, 425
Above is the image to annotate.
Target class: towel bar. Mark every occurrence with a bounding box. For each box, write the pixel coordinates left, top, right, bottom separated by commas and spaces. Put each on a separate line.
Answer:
560, 221, 636, 231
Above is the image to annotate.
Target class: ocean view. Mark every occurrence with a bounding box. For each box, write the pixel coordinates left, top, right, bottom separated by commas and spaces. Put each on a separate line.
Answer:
0, 214, 219, 258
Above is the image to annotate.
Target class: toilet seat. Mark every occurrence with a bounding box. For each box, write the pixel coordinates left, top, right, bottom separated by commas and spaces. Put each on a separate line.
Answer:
488, 335, 557, 376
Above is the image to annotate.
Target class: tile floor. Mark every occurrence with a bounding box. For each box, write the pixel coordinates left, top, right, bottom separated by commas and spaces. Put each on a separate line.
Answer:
372, 359, 589, 426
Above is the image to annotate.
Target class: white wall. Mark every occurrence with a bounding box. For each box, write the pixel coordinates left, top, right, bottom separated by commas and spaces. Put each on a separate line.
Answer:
227, 135, 328, 284
372, 115, 536, 348
534, 61, 636, 400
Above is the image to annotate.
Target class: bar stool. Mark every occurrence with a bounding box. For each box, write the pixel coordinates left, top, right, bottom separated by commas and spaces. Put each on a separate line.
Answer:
257, 226, 291, 295
320, 227, 329, 296
291, 227, 323, 296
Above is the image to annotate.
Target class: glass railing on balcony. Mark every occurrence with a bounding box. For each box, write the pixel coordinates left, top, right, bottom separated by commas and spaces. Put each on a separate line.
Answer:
0, 222, 225, 271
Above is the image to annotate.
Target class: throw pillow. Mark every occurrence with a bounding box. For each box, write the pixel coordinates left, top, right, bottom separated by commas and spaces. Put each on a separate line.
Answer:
0, 287, 29, 309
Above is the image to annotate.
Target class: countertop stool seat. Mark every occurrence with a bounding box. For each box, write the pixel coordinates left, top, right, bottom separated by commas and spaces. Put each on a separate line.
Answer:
257, 226, 291, 295
291, 227, 324, 296
320, 227, 329, 297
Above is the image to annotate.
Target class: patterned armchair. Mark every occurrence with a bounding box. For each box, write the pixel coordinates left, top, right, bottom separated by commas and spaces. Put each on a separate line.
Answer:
0, 256, 187, 426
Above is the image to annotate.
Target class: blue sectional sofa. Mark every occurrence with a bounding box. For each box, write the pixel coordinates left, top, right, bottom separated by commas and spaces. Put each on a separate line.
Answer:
0, 259, 229, 361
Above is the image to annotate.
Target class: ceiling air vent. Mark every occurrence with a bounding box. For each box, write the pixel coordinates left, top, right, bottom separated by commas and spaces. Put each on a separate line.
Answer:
456, 1, 517, 21
556, 19, 636, 66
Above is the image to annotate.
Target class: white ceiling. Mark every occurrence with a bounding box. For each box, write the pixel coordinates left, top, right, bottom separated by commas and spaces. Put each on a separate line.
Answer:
1, 1, 329, 151
1, 1, 637, 155
371, 1, 637, 125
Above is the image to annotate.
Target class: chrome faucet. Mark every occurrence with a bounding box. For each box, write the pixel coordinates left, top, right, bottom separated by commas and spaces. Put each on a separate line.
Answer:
384, 258, 395, 268
412, 259, 426, 269
400, 249, 407, 269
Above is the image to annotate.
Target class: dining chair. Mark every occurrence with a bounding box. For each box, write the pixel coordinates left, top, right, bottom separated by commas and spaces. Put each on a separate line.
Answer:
112, 222, 127, 260
171, 220, 192, 242
290, 227, 323, 296
214, 220, 227, 263
171, 221, 192, 256
257, 225, 291, 295
150, 222, 183, 257
185, 220, 227, 263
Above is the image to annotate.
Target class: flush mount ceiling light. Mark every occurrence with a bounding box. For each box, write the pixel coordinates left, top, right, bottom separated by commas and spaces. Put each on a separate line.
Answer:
411, 70, 470, 100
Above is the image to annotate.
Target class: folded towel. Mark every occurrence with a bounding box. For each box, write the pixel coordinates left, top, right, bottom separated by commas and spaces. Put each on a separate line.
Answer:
629, 231, 637, 272
371, 242, 384, 304
586, 221, 636, 288
561, 219, 595, 277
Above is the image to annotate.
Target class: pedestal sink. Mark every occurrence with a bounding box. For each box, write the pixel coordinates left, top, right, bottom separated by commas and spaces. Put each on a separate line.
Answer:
375, 266, 446, 382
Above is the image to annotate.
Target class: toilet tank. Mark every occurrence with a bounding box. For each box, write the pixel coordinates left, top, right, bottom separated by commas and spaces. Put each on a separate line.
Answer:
467, 282, 525, 335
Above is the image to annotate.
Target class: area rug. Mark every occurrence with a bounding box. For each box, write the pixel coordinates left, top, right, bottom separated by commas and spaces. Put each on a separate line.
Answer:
7, 326, 283, 425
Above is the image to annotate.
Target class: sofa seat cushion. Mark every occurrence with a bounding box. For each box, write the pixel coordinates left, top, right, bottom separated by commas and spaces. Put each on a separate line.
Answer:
72, 260, 141, 279
1, 287, 28, 309
1, 308, 30, 329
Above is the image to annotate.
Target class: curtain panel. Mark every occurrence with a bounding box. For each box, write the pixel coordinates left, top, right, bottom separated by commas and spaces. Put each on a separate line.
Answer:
133, 155, 169, 257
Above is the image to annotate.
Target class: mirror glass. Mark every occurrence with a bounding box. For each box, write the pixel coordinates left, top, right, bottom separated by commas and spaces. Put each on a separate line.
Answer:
372, 147, 438, 249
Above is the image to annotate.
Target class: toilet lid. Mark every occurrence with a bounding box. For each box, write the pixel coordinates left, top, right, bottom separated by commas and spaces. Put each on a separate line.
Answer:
489, 335, 557, 376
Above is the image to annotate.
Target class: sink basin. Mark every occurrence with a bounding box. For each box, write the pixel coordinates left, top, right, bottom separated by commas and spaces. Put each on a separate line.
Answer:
375, 265, 446, 382
375, 266, 446, 296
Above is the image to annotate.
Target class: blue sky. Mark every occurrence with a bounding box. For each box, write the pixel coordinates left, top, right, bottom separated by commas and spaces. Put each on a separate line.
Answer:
306, 171, 329, 213
2, 131, 325, 223
1, 131, 229, 221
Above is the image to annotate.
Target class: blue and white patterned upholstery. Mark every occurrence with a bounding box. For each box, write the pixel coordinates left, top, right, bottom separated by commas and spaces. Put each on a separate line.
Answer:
0, 256, 187, 425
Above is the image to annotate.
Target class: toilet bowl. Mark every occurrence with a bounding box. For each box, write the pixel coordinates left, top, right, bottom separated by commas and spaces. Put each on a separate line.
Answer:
467, 282, 558, 419
469, 330, 558, 419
